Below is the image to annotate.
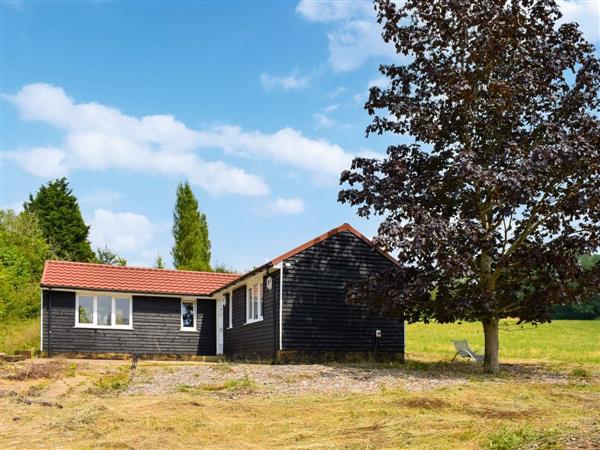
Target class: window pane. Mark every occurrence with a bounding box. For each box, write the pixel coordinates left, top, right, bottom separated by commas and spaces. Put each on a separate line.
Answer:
78, 296, 93, 324
98, 296, 112, 326
115, 298, 130, 326
182, 302, 194, 328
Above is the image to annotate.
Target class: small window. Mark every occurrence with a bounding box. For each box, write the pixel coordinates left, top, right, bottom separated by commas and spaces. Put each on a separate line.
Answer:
181, 299, 197, 331
246, 282, 263, 323
75, 293, 132, 329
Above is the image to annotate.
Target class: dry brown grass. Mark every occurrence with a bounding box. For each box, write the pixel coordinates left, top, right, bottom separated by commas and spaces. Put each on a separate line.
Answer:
1, 319, 599, 449
0, 359, 68, 381
0, 358, 598, 449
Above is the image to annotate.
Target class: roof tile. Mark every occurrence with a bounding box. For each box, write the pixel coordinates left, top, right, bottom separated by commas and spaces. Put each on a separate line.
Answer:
41, 260, 239, 296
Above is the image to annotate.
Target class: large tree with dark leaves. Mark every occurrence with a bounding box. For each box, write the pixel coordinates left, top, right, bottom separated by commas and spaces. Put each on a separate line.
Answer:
339, 0, 600, 373
24, 178, 95, 263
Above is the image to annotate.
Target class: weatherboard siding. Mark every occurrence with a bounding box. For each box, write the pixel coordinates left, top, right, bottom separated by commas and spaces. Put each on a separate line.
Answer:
223, 272, 279, 359
41, 290, 216, 355
281, 231, 404, 353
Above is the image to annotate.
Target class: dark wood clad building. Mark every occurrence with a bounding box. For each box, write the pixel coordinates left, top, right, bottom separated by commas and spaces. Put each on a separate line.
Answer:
40, 224, 404, 361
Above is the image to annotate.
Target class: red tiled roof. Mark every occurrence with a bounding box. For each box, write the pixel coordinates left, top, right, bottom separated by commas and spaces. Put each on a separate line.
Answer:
41, 260, 240, 297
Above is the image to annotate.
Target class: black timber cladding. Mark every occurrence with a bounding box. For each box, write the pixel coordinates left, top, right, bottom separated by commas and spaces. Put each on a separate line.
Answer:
42, 290, 216, 355
281, 230, 404, 353
222, 271, 279, 359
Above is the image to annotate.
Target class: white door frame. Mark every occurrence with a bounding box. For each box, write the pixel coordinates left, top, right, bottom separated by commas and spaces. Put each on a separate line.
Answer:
216, 298, 224, 355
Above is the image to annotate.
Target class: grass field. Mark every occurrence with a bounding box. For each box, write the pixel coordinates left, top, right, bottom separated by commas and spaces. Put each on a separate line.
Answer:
407, 319, 600, 366
0, 318, 39, 355
0, 320, 598, 449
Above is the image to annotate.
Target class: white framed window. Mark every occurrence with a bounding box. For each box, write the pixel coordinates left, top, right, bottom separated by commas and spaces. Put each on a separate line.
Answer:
75, 292, 132, 329
180, 299, 197, 331
246, 282, 263, 323
226, 293, 233, 329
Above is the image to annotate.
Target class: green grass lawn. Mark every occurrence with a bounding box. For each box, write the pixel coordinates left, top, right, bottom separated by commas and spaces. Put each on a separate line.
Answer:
0, 317, 39, 355
2, 317, 598, 366
407, 319, 600, 366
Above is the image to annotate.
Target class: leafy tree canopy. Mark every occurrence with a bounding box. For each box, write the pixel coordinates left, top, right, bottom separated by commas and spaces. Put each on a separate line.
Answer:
552, 254, 600, 319
339, 0, 600, 373
213, 263, 236, 274
0, 210, 54, 322
96, 245, 127, 266
24, 178, 95, 262
171, 181, 211, 271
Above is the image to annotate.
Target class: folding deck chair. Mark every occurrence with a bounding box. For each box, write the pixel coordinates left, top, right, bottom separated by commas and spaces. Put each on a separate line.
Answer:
451, 340, 484, 363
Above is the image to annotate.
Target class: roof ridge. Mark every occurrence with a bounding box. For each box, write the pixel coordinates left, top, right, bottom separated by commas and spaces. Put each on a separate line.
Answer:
211, 223, 396, 295
44, 260, 240, 276
270, 222, 386, 266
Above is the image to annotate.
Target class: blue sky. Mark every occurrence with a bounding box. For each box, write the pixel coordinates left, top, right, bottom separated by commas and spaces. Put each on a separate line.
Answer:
1, 0, 598, 270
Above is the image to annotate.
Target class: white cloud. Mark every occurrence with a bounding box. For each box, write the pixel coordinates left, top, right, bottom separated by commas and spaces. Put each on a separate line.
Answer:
7, 146, 68, 178
81, 189, 123, 206
298, 0, 598, 74
266, 197, 305, 215
327, 19, 399, 72
324, 103, 340, 112
296, 0, 372, 22
197, 125, 353, 182
558, 0, 600, 42
297, 0, 399, 72
313, 112, 336, 129
6, 83, 269, 196
7, 83, 356, 191
260, 72, 310, 91
89, 208, 154, 254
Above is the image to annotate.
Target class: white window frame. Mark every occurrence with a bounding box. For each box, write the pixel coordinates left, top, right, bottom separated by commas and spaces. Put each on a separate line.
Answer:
180, 298, 198, 332
75, 292, 133, 330
245, 281, 263, 324
226, 292, 233, 329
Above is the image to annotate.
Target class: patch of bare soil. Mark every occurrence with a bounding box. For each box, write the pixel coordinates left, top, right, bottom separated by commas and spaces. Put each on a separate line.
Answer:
0, 359, 72, 381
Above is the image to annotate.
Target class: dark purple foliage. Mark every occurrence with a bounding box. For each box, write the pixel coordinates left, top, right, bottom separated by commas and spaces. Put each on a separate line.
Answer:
339, 0, 600, 330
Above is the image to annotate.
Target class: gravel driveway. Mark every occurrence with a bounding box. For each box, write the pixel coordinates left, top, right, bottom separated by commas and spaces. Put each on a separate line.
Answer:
125, 361, 570, 397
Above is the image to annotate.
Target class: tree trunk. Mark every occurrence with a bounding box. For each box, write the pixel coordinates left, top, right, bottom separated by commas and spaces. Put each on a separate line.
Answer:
482, 317, 500, 374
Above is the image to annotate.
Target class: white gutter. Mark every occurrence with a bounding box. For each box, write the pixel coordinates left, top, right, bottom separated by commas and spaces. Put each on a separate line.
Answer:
39, 290, 43, 353
274, 262, 284, 351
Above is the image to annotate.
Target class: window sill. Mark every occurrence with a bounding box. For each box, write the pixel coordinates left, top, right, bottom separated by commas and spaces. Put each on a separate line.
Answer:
244, 317, 264, 325
74, 325, 133, 330
179, 328, 199, 333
